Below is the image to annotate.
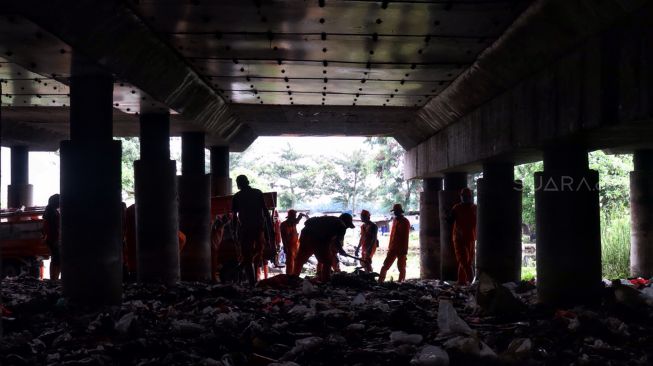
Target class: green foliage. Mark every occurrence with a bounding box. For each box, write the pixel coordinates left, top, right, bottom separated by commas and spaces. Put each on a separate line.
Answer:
514, 161, 543, 229
366, 137, 420, 211
321, 149, 371, 212
601, 212, 631, 279
521, 266, 536, 281
118, 137, 140, 201
258, 144, 319, 210
589, 151, 633, 213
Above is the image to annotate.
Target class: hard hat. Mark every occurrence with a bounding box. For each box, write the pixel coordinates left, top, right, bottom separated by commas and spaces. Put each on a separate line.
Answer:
287, 209, 297, 219
390, 203, 404, 213
360, 209, 371, 218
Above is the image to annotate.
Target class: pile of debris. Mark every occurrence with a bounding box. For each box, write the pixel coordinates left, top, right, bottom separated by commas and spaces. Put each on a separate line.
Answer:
1, 273, 653, 365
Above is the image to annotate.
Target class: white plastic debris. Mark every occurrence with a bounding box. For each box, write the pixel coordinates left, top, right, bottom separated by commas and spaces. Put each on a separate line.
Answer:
115, 312, 137, 335
506, 338, 532, 356
410, 345, 449, 366
288, 305, 311, 317
437, 299, 473, 336
214, 312, 239, 329
390, 331, 423, 345
351, 293, 366, 306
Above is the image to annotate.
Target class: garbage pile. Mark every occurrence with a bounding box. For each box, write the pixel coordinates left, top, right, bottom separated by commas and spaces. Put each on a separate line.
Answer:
1, 273, 653, 365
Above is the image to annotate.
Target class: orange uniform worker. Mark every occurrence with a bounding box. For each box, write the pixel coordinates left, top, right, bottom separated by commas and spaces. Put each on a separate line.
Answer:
232, 175, 268, 285
449, 188, 477, 285
279, 209, 307, 275
42, 194, 61, 280
355, 210, 378, 272
292, 214, 355, 282
378, 204, 411, 283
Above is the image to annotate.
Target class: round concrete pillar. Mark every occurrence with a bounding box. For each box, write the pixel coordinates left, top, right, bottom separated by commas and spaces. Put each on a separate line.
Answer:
535, 146, 601, 306
135, 113, 180, 285
476, 162, 522, 283
420, 178, 443, 279
8, 146, 34, 208
439, 172, 467, 281
630, 150, 653, 278
179, 132, 211, 281
210, 145, 232, 196
60, 57, 122, 305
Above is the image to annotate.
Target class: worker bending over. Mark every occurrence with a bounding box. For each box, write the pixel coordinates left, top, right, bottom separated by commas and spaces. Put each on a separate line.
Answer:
280, 209, 307, 275
292, 213, 355, 282
355, 209, 378, 272
449, 188, 477, 285
232, 175, 268, 285
378, 204, 410, 283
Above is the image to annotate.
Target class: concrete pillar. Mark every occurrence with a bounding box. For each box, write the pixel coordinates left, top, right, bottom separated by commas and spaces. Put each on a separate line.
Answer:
179, 132, 211, 281
210, 145, 232, 196
60, 56, 122, 305
420, 177, 442, 279
8, 145, 33, 208
476, 162, 522, 283
134, 112, 180, 285
630, 150, 653, 278
535, 146, 601, 306
439, 172, 467, 281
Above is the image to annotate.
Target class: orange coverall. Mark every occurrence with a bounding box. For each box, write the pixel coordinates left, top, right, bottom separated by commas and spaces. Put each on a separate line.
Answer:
359, 222, 378, 272
378, 216, 410, 282
292, 216, 347, 282
280, 219, 299, 275
451, 202, 477, 284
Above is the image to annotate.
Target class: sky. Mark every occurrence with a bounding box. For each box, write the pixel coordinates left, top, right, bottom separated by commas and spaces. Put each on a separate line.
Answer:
1, 136, 371, 208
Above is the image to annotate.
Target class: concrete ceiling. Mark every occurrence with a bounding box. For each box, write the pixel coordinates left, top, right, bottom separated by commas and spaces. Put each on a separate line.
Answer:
0, 0, 531, 152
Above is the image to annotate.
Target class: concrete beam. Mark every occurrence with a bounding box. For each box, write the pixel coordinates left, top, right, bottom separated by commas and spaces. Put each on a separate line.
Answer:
406, 16, 653, 178
6, 1, 246, 146
412, 0, 648, 142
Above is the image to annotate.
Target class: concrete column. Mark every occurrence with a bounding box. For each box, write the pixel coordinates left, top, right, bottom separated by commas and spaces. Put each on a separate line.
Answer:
60, 56, 122, 305
134, 112, 179, 285
439, 172, 467, 281
535, 146, 601, 306
630, 150, 653, 278
476, 162, 522, 283
8, 145, 33, 208
420, 177, 442, 279
179, 132, 211, 281
210, 145, 232, 196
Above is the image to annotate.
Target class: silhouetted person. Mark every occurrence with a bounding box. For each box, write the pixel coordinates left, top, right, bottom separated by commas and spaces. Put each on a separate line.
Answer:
378, 204, 410, 283
42, 194, 61, 280
280, 209, 307, 275
356, 209, 378, 272
293, 213, 355, 282
232, 175, 267, 285
449, 188, 477, 285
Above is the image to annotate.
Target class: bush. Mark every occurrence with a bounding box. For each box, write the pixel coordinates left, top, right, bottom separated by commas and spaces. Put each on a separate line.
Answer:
601, 212, 631, 279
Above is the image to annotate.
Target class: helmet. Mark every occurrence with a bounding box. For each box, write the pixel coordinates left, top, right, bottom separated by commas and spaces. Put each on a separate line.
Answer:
339, 213, 355, 228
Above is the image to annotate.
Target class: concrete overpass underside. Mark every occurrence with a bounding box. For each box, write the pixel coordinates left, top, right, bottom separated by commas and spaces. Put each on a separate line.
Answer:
1, 0, 653, 318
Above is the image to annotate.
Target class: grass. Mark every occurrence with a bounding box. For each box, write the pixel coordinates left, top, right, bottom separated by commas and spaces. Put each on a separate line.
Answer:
601, 213, 631, 279
521, 266, 536, 281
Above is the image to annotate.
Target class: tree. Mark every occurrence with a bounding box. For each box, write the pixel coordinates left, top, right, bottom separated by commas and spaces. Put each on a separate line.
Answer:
119, 137, 140, 201
258, 144, 319, 209
321, 149, 370, 213
366, 137, 419, 211
514, 161, 543, 229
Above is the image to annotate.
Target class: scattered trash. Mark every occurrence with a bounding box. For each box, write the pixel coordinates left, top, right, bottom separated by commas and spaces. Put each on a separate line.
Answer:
410, 345, 449, 366
1, 274, 653, 365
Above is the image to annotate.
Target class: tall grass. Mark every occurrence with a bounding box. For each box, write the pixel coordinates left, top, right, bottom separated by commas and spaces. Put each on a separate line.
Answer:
601, 212, 631, 279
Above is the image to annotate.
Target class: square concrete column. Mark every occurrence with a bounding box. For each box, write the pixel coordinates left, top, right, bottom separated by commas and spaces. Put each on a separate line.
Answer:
535, 146, 601, 306
134, 112, 180, 285
8, 145, 34, 208
476, 162, 522, 283
210, 145, 232, 196
179, 132, 211, 281
630, 150, 653, 278
420, 177, 443, 279
60, 56, 122, 305
439, 172, 468, 281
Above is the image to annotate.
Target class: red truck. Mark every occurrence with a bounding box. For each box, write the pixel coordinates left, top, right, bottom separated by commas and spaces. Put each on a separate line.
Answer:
0, 208, 50, 278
